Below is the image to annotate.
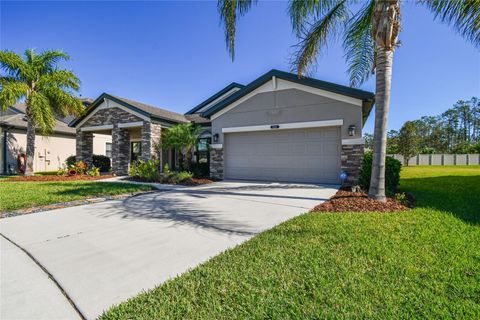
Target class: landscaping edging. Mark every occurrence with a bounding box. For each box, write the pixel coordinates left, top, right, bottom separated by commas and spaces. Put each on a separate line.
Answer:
0, 190, 157, 219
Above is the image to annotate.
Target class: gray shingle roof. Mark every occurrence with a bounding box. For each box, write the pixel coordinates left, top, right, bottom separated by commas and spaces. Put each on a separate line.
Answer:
69, 93, 189, 127
0, 114, 76, 135
108, 94, 188, 123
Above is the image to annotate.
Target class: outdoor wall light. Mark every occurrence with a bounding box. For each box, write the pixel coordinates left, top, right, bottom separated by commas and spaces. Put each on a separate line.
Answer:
213, 133, 219, 143
348, 125, 356, 137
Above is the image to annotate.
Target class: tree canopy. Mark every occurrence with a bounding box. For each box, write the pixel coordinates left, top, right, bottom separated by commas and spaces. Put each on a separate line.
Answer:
0, 49, 84, 134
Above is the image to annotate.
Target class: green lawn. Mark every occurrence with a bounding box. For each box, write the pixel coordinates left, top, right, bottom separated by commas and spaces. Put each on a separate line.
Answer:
0, 181, 154, 212
100, 166, 480, 319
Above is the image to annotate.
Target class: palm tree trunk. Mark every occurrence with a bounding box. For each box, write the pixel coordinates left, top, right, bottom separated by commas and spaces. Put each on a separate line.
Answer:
25, 117, 35, 176
368, 47, 394, 202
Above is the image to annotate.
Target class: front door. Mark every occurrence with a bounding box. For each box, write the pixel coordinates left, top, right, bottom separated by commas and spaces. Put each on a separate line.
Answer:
131, 141, 142, 163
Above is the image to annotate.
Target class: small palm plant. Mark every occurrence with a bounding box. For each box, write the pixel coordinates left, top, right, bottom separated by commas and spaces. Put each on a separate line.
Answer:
162, 123, 201, 171
0, 49, 84, 175
217, 0, 479, 201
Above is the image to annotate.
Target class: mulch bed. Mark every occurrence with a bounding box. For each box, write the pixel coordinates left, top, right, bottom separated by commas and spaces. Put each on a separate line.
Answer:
4, 175, 114, 182
182, 178, 215, 186
312, 189, 413, 213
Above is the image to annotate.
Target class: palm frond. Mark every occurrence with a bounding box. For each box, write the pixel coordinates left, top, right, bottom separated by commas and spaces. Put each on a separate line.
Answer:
421, 0, 480, 47
38, 70, 81, 91
27, 91, 56, 134
289, 0, 340, 37
38, 50, 70, 73
43, 87, 84, 118
343, 0, 375, 87
292, 0, 348, 76
218, 0, 257, 60
0, 78, 28, 111
0, 51, 28, 78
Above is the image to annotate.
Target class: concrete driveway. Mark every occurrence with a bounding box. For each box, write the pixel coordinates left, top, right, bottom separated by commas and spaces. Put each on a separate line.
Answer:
0, 181, 337, 320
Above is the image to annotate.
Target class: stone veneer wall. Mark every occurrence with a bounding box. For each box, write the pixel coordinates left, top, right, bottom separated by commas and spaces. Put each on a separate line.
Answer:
76, 130, 93, 166
341, 144, 364, 187
112, 125, 130, 175
84, 107, 142, 126
210, 148, 224, 180
141, 122, 162, 162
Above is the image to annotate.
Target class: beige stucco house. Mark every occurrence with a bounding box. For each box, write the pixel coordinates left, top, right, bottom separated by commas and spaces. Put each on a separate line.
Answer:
0, 103, 111, 174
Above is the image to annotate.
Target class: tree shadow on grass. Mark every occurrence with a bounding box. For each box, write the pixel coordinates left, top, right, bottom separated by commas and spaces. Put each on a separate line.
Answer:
400, 175, 480, 225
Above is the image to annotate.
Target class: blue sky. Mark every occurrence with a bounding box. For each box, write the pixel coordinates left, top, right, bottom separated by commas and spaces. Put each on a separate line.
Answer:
1, 1, 479, 133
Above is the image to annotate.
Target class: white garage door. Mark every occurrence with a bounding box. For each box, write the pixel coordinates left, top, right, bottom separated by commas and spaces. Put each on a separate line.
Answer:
224, 126, 341, 184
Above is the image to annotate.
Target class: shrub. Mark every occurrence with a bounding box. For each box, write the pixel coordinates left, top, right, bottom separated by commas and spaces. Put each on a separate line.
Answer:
92, 155, 111, 172
191, 162, 210, 178
66, 155, 76, 167
169, 171, 193, 184
87, 166, 100, 177
65, 155, 111, 172
359, 152, 402, 195
129, 160, 161, 182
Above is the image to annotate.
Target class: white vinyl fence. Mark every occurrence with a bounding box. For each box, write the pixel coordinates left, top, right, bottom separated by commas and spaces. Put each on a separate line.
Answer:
387, 154, 480, 166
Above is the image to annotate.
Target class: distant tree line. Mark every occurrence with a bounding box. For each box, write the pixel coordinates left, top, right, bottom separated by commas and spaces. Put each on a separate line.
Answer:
365, 97, 480, 157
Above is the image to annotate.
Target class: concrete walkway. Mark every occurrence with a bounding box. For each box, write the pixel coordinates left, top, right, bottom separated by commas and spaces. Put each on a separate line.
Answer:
0, 181, 337, 319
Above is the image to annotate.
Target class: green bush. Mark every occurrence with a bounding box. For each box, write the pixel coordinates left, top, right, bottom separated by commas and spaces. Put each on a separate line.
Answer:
65, 155, 111, 172
129, 161, 193, 184
66, 155, 76, 167
129, 160, 162, 182
92, 155, 111, 172
359, 152, 402, 195
169, 171, 193, 184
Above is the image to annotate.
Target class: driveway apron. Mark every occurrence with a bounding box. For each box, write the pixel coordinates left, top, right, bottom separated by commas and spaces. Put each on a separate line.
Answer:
0, 181, 337, 319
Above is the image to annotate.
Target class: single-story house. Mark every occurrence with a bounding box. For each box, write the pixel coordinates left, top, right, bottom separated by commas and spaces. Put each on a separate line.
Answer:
0, 102, 112, 174
70, 70, 374, 185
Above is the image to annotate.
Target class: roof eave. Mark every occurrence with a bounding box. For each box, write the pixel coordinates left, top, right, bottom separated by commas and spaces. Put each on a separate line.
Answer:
185, 82, 245, 115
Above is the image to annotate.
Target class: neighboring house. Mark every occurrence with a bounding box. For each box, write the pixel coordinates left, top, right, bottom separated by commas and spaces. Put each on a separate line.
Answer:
71, 69, 374, 185
0, 102, 112, 174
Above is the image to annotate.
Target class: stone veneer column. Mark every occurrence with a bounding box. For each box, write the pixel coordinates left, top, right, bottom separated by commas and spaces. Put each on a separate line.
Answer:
112, 125, 131, 175
76, 129, 93, 167
341, 144, 364, 187
141, 122, 162, 163
210, 148, 224, 180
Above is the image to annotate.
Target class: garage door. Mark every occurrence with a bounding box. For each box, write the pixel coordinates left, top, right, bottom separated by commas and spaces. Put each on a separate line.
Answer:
224, 126, 341, 183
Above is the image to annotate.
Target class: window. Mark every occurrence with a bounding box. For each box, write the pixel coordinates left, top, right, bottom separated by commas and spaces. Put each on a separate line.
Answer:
105, 142, 112, 158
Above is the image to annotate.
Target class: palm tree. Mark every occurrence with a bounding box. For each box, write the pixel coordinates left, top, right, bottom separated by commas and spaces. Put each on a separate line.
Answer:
218, 0, 479, 201
0, 49, 84, 175
162, 123, 201, 171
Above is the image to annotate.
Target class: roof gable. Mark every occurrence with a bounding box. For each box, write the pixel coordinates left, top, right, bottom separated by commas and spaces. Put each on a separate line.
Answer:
202, 70, 375, 123
185, 83, 244, 115
70, 93, 187, 127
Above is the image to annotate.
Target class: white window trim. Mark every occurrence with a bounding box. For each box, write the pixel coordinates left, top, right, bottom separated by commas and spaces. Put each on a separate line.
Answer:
211, 78, 362, 120
76, 98, 149, 128
105, 142, 112, 157
341, 138, 365, 145
118, 121, 144, 129
81, 124, 113, 132
222, 119, 343, 134
210, 144, 223, 149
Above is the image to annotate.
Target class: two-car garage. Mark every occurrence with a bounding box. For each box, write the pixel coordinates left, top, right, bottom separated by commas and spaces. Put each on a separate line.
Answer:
203, 70, 374, 185
223, 126, 341, 184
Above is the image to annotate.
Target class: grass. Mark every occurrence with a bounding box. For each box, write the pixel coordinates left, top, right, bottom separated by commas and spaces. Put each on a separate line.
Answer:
0, 181, 155, 212
100, 166, 480, 319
